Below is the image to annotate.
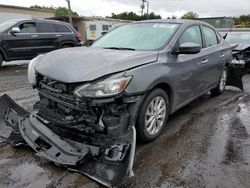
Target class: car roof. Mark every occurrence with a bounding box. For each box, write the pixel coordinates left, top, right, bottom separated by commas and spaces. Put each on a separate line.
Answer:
12, 19, 69, 25
137, 19, 209, 25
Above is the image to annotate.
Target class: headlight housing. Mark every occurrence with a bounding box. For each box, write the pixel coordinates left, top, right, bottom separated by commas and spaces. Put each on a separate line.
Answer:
27, 55, 41, 86
74, 76, 132, 98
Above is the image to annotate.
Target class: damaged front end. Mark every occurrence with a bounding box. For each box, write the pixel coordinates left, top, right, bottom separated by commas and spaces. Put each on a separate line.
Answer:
0, 75, 143, 187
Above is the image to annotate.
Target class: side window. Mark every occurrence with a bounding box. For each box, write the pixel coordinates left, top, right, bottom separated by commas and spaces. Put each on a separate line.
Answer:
54, 24, 72, 33
19, 22, 37, 33
179, 26, 202, 47
203, 26, 218, 47
38, 23, 56, 33
102, 25, 109, 31
90, 25, 96, 31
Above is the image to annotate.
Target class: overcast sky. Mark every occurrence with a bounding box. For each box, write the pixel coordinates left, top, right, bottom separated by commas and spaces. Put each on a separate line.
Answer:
0, 0, 249, 18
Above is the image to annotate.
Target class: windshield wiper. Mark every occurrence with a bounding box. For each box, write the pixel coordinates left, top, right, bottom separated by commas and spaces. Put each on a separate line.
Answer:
104, 47, 135, 51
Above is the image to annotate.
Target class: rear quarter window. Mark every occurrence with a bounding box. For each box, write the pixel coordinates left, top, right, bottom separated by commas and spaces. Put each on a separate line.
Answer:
54, 24, 72, 33
37, 23, 56, 33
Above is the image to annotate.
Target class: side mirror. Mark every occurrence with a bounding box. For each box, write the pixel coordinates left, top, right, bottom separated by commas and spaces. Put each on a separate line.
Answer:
177, 42, 201, 55
10, 27, 20, 35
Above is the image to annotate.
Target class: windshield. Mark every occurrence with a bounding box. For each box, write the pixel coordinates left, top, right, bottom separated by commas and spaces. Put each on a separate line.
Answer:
0, 20, 19, 33
225, 32, 250, 45
92, 23, 180, 50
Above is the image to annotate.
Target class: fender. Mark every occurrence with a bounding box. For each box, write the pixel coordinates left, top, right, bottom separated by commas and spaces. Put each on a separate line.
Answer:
145, 77, 175, 112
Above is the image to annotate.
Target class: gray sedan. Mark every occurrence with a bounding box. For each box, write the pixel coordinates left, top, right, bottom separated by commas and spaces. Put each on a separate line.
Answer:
0, 19, 236, 187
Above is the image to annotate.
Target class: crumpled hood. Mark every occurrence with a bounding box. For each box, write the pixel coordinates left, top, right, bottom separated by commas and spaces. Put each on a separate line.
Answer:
35, 47, 159, 83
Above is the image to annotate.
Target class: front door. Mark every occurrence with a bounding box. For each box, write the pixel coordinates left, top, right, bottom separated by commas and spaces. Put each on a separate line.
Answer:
173, 25, 205, 106
4, 22, 41, 60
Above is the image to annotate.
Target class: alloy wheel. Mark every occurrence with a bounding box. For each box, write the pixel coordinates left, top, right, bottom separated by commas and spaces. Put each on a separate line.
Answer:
144, 96, 167, 136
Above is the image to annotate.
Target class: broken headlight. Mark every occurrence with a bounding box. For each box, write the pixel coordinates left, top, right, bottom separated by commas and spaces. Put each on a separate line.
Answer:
74, 76, 132, 98
28, 55, 42, 86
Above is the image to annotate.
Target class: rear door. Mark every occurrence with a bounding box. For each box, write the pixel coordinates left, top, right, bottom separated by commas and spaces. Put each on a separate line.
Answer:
198, 26, 224, 90
54, 23, 77, 46
4, 22, 40, 59
36, 22, 59, 53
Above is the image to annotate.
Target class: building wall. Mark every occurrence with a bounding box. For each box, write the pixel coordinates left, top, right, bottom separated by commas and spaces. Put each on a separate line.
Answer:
0, 12, 32, 23
0, 5, 55, 20
48, 17, 130, 43
85, 19, 129, 41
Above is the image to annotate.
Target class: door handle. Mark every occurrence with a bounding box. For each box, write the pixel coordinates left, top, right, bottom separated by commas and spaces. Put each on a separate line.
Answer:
31, 35, 39, 38
55, 34, 62, 37
200, 59, 208, 64
220, 54, 225, 58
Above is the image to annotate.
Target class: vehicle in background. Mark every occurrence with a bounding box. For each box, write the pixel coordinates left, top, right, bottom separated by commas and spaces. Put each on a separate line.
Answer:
0, 20, 239, 187
218, 28, 250, 90
85, 20, 126, 44
0, 19, 83, 67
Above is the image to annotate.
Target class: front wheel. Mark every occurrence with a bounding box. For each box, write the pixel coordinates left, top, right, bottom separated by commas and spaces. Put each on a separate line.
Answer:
137, 88, 169, 142
211, 67, 227, 96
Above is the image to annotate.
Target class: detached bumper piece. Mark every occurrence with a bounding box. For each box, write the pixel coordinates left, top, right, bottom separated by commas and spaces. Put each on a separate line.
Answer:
0, 94, 29, 147
0, 94, 136, 187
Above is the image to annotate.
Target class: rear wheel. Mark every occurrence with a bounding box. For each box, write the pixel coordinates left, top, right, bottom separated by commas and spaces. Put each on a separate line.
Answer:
0, 54, 3, 68
61, 44, 74, 48
137, 88, 169, 142
211, 67, 227, 96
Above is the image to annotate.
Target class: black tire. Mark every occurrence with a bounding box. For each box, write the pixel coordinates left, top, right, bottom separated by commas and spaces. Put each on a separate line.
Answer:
137, 88, 169, 142
61, 44, 74, 48
211, 67, 227, 96
0, 54, 3, 68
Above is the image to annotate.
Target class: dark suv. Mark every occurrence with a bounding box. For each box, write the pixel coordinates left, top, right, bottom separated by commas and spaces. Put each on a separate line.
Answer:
0, 19, 83, 67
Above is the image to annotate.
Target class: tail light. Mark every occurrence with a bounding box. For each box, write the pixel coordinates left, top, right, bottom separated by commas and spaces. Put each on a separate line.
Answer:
76, 32, 82, 42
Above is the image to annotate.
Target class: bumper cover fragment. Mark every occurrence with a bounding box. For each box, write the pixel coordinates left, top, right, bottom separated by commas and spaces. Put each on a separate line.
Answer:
0, 94, 29, 146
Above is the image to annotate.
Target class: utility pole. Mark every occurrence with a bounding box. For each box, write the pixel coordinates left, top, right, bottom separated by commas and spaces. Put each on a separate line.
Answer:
146, 1, 149, 20
66, 0, 73, 26
141, 0, 149, 19
140, 0, 145, 16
